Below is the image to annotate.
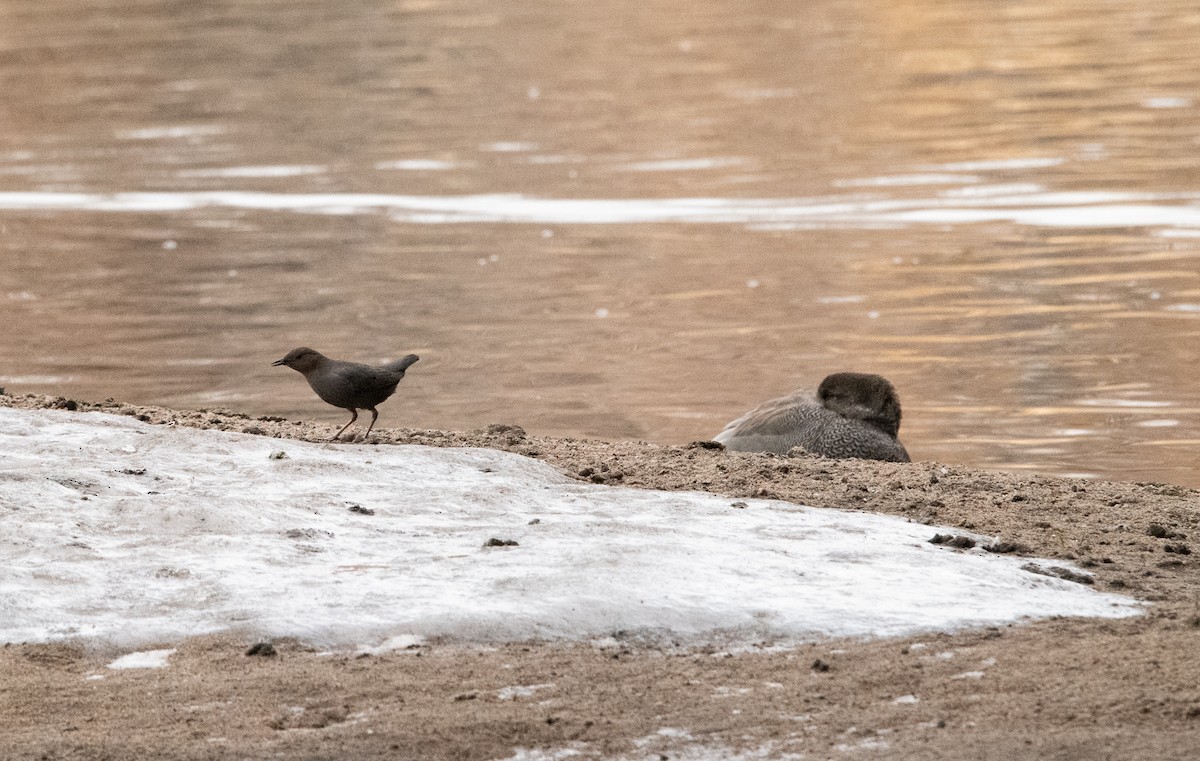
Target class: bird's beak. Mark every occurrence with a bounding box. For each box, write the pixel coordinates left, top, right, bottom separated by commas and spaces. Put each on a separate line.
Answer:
271, 358, 287, 367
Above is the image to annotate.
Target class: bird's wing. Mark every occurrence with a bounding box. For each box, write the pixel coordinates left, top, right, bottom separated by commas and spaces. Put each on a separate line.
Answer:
336, 363, 402, 392
714, 390, 821, 441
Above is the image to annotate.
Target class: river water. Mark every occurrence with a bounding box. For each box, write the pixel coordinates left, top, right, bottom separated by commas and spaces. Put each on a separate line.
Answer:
3, 0, 1200, 486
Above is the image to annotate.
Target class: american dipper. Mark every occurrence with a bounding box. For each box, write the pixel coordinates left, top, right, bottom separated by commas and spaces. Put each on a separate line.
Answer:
713, 372, 910, 462
272, 347, 419, 441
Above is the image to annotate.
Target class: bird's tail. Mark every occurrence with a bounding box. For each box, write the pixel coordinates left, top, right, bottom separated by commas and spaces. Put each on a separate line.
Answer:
386, 354, 420, 373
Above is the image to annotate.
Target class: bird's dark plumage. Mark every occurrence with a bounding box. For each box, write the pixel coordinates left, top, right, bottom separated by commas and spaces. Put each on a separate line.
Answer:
713, 372, 910, 462
272, 347, 419, 441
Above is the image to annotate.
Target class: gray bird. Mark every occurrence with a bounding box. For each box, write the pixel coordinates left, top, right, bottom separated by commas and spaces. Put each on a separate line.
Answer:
272, 347, 420, 441
713, 372, 910, 462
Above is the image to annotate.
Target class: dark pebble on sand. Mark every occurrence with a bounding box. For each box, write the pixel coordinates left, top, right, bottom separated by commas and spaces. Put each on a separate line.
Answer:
812, 659, 830, 673
245, 642, 277, 657
1021, 563, 1094, 585
1164, 543, 1191, 555
930, 534, 976, 549
347, 504, 375, 516
484, 538, 519, 547
983, 541, 1028, 555
687, 440, 725, 450
1148, 524, 1186, 540
485, 423, 526, 441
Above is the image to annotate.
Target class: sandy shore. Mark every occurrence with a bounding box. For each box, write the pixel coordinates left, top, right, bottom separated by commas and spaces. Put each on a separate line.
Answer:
4, 392, 1200, 759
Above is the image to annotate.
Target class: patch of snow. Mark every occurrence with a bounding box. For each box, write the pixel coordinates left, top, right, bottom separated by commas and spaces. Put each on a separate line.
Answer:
356, 634, 425, 655
107, 648, 175, 669
625, 729, 807, 761
836, 736, 890, 752
635, 727, 694, 745
498, 749, 586, 761
497, 683, 555, 701
0, 408, 1140, 650
712, 686, 754, 698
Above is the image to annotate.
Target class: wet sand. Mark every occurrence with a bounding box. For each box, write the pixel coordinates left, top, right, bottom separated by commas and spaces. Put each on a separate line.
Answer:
3, 392, 1199, 759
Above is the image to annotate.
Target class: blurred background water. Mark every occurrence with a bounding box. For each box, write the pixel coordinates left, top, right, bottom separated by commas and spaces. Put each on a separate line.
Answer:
2, 0, 1200, 485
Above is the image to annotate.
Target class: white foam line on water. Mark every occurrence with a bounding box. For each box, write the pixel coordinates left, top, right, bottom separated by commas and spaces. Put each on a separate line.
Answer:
1142, 96, 1191, 109
176, 165, 326, 178
1, 189, 1200, 230
833, 173, 980, 187
921, 157, 1066, 172
938, 183, 1044, 198
115, 126, 225, 140
619, 158, 750, 172
374, 159, 460, 171
884, 203, 1200, 228
0, 408, 1139, 651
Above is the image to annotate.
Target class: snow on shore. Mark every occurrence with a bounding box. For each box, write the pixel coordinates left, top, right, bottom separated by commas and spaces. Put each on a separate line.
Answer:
0, 407, 1139, 650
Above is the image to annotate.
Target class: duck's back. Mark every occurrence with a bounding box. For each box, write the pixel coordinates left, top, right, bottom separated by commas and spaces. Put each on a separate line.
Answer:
714, 390, 910, 462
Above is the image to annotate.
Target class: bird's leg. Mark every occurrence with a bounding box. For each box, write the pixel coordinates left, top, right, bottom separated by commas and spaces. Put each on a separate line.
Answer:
332, 409, 358, 441
364, 407, 379, 439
